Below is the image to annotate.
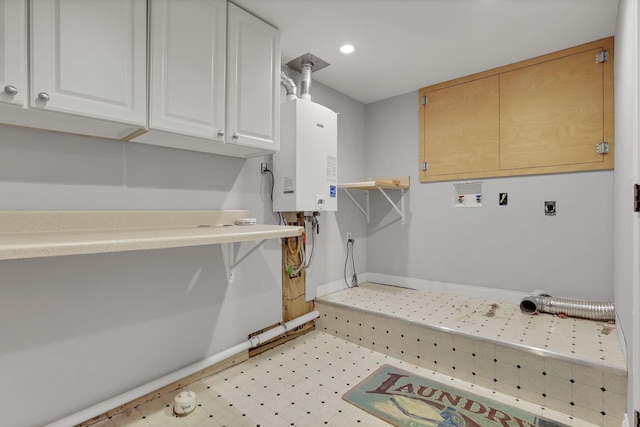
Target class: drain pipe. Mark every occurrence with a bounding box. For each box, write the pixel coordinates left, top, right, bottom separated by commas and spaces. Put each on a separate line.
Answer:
45, 310, 320, 427
520, 295, 615, 321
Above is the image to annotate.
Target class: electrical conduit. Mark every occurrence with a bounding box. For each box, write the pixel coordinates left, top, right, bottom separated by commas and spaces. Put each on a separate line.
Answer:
45, 310, 320, 427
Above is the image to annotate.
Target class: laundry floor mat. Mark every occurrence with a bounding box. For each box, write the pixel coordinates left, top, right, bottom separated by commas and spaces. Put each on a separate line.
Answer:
343, 364, 569, 427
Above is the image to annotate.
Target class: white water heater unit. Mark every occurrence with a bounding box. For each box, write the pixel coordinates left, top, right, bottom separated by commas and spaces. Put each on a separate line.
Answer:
273, 98, 338, 212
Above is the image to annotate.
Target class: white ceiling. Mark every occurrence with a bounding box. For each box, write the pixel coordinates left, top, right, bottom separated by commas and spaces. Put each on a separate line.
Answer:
233, 0, 619, 105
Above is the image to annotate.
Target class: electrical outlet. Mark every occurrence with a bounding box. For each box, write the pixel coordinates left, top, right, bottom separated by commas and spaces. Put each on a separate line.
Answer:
260, 162, 268, 174
545, 201, 556, 216
346, 232, 352, 242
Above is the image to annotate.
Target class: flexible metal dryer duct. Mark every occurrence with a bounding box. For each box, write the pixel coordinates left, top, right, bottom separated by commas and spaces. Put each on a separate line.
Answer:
520, 295, 615, 321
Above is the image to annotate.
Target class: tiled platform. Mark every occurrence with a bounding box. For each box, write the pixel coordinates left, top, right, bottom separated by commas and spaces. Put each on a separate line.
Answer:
316, 282, 628, 426
90, 331, 592, 427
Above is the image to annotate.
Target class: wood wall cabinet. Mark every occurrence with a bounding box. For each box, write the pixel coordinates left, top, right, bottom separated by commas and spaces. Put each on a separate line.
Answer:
132, 1, 280, 158
0, 0, 146, 140
419, 37, 614, 183
422, 75, 500, 177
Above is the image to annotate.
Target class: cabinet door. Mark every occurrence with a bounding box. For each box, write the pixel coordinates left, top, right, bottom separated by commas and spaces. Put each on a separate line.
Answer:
421, 76, 500, 180
0, 0, 27, 108
148, 0, 226, 140
500, 48, 606, 169
226, 3, 280, 151
30, 0, 146, 126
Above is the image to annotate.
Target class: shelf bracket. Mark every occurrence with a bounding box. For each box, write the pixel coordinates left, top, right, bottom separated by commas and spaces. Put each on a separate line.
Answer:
341, 188, 370, 223
377, 187, 405, 224
227, 239, 267, 282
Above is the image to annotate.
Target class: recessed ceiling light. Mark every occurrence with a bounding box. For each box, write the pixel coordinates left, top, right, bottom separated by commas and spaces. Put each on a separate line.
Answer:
340, 44, 355, 54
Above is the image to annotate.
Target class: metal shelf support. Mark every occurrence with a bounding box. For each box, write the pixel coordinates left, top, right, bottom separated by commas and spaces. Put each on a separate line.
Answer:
341, 188, 370, 223
338, 177, 409, 225
377, 187, 405, 224
341, 186, 405, 224
227, 239, 267, 282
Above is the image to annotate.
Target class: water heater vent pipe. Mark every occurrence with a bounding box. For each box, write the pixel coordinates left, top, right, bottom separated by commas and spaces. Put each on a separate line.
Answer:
300, 61, 313, 100
284, 53, 330, 102
280, 72, 297, 100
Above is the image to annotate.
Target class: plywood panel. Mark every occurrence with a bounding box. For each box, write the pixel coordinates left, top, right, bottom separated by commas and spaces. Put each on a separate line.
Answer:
500, 48, 605, 169
418, 37, 613, 183
423, 75, 500, 177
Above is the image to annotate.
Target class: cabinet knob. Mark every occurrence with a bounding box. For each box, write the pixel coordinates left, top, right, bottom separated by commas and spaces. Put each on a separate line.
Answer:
232, 133, 238, 140
37, 92, 50, 102
217, 130, 224, 137
3, 85, 18, 96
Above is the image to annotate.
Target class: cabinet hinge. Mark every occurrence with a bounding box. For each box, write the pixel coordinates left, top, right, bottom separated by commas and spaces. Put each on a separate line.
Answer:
421, 96, 428, 106
634, 184, 640, 213
421, 161, 429, 172
596, 141, 610, 154
595, 50, 609, 63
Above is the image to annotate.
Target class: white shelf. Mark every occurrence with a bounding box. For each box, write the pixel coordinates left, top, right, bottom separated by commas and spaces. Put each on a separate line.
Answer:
338, 176, 410, 224
0, 210, 302, 261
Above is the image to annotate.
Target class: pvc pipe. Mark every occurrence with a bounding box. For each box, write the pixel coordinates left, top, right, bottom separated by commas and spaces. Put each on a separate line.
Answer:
45, 310, 320, 427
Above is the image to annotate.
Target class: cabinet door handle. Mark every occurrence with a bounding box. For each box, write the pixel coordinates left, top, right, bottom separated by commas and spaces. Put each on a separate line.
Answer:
217, 130, 225, 137
232, 133, 238, 140
3, 85, 18, 96
37, 92, 50, 102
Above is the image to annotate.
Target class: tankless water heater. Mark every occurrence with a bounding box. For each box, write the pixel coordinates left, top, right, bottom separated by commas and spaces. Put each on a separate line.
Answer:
273, 98, 338, 212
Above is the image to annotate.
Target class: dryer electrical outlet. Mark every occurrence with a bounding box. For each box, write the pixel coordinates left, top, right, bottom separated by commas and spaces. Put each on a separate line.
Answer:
273, 99, 338, 212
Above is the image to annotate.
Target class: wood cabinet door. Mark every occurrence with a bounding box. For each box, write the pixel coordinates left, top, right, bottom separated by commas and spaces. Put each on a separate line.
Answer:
500, 48, 606, 169
421, 75, 500, 180
30, 0, 146, 125
148, 0, 226, 140
226, 3, 280, 152
0, 0, 27, 108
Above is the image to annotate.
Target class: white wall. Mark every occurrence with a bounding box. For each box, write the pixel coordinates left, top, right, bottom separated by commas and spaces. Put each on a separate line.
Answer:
0, 80, 365, 426
613, 0, 638, 420
364, 92, 614, 301
0, 126, 282, 427
278, 73, 368, 298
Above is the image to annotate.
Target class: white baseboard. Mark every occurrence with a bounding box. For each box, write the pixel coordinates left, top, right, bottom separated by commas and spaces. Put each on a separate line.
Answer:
616, 312, 628, 366
314, 273, 369, 299
622, 413, 630, 427
343, 273, 531, 305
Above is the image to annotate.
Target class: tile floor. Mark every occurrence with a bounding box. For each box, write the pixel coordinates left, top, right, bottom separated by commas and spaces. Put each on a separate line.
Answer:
87, 282, 626, 427
317, 283, 626, 371
90, 330, 593, 427
315, 283, 627, 426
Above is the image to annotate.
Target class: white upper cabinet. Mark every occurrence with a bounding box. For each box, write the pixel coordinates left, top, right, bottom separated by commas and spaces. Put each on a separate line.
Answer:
134, 1, 280, 157
147, 0, 226, 140
0, 0, 27, 108
30, 0, 146, 127
0, 0, 279, 155
226, 3, 280, 153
